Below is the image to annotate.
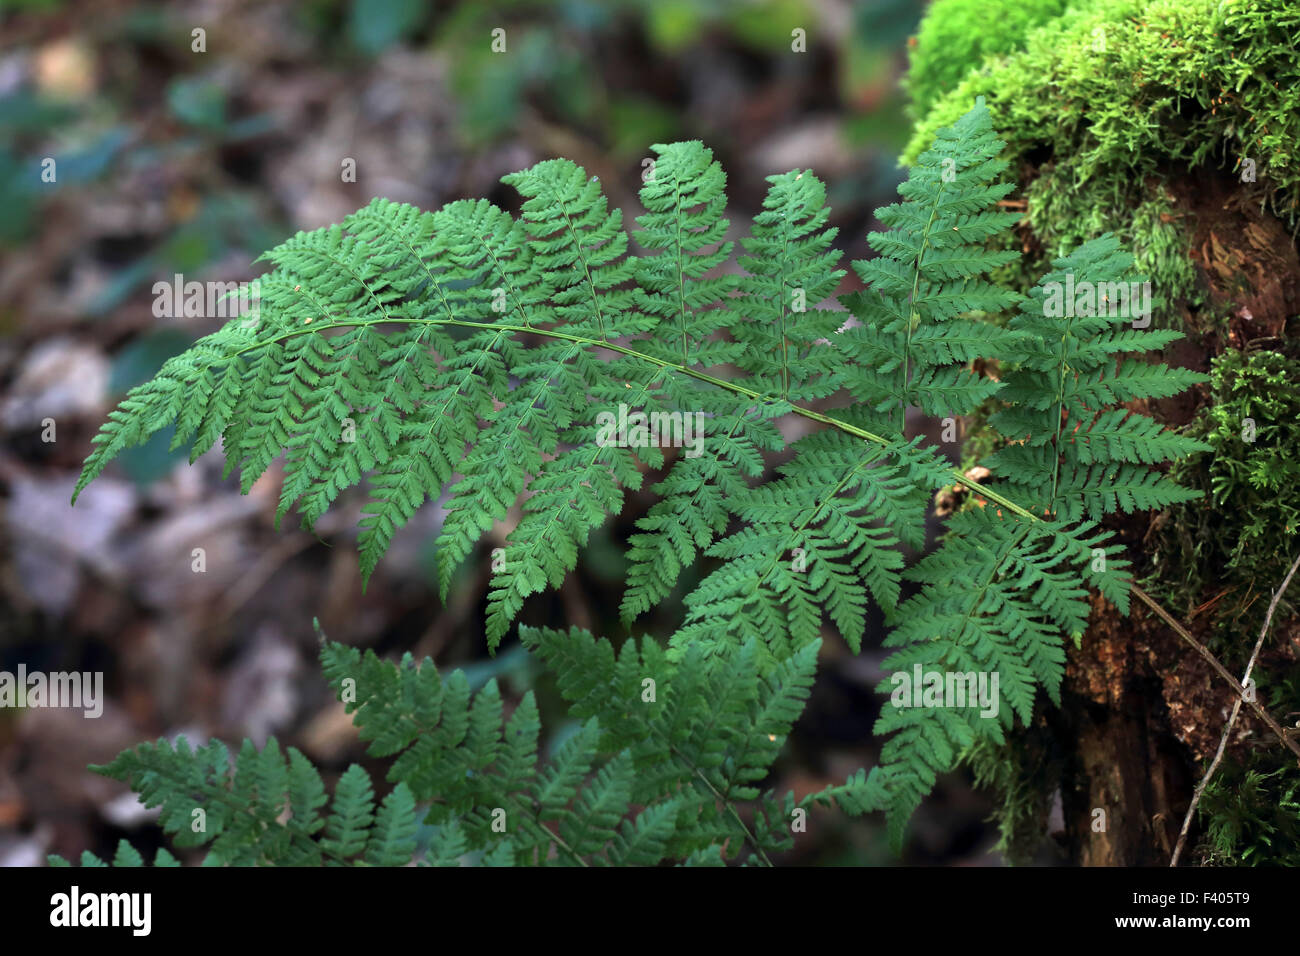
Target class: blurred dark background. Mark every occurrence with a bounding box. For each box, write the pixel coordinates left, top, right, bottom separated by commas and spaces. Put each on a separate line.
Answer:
0, 0, 1021, 866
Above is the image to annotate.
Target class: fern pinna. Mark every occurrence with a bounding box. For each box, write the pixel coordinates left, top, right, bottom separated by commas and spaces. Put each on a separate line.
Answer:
69, 101, 1207, 863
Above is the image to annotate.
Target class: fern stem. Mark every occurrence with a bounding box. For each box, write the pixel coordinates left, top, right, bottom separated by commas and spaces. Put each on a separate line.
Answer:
671, 177, 689, 364
1046, 309, 1080, 510
778, 247, 790, 401
526, 813, 590, 867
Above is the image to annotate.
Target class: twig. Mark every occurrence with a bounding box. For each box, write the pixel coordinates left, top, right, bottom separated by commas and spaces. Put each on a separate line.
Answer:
1168, 551, 1300, 866
1131, 582, 1300, 761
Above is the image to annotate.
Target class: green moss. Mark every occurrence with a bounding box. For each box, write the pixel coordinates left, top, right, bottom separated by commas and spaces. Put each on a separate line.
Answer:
1150, 348, 1300, 648
1197, 750, 1300, 865
904, 0, 1300, 322
907, 0, 1300, 203
904, 0, 1069, 119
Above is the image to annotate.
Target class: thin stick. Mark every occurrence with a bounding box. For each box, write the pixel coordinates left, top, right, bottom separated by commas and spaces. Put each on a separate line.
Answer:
1168, 551, 1300, 866
1132, 582, 1300, 761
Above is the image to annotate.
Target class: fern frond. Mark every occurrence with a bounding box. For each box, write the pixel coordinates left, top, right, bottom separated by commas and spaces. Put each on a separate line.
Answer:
74, 131, 981, 653
839, 96, 1021, 432
68, 104, 1216, 865
73, 117, 1006, 656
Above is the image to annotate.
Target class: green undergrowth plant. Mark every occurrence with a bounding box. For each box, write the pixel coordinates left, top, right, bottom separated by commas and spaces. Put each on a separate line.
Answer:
66, 101, 1214, 865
